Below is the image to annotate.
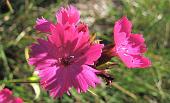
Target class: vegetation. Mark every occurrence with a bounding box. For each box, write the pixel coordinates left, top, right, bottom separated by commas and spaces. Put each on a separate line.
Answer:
0, 0, 170, 102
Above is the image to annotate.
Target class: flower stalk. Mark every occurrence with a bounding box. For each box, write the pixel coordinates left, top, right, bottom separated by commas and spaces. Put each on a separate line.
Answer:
0, 77, 39, 84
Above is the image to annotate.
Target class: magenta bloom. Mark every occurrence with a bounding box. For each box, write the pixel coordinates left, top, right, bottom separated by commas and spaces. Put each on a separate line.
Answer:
35, 5, 80, 33
0, 88, 23, 103
112, 16, 151, 68
29, 23, 103, 97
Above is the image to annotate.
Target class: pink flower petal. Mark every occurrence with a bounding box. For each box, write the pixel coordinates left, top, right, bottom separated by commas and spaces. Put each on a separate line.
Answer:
77, 22, 89, 36
83, 44, 104, 65
114, 16, 132, 36
56, 5, 80, 25
29, 39, 62, 71
127, 34, 147, 54
35, 17, 54, 33
118, 52, 151, 68
38, 64, 100, 98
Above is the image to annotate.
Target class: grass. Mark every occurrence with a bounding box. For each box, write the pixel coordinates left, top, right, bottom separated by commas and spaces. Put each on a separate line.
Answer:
0, 0, 170, 102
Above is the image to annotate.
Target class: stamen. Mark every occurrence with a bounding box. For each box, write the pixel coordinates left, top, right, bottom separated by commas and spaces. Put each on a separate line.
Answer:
58, 56, 75, 66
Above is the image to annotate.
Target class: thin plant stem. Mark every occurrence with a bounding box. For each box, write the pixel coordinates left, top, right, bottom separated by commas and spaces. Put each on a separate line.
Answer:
6, 0, 14, 13
111, 82, 137, 100
0, 79, 39, 84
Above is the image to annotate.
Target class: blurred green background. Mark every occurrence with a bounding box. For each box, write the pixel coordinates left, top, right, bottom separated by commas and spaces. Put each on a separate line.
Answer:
0, 0, 170, 103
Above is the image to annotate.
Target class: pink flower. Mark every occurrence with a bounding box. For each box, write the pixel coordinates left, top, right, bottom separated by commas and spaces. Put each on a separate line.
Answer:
0, 88, 23, 103
35, 5, 80, 33
29, 24, 103, 98
112, 16, 151, 68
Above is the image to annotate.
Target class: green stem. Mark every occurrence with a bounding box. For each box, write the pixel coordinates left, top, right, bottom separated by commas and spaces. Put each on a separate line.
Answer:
6, 0, 14, 13
111, 82, 137, 100
0, 78, 39, 84
0, 44, 10, 79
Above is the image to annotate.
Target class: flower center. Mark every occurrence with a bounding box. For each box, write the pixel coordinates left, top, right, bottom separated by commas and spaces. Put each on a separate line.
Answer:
58, 56, 74, 66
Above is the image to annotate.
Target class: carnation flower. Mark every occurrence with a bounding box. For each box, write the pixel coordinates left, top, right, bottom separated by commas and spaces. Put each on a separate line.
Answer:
0, 88, 23, 103
35, 5, 80, 33
29, 23, 103, 98
112, 16, 151, 68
